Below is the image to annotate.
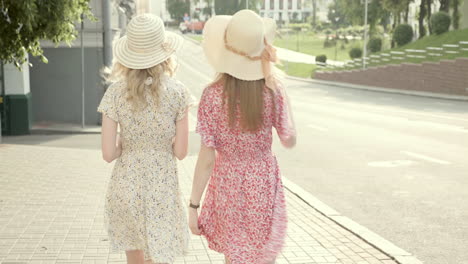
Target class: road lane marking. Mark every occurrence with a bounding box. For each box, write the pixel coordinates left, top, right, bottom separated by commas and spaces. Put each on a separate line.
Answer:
435, 101, 453, 106
292, 99, 468, 133
307, 124, 328, 131
368, 160, 416, 167
410, 120, 468, 133
401, 151, 451, 165
289, 94, 468, 123
179, 60, 213, 83
379, 96, 394, 100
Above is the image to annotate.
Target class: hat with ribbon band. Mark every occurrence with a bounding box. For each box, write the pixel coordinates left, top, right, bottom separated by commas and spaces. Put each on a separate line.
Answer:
202, 10, 278, 88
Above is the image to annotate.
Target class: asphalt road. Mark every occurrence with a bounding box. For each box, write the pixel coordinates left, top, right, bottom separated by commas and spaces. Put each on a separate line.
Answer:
5, 38, 468, 264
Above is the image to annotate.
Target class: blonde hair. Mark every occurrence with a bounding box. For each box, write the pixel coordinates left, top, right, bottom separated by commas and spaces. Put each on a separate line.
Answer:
104, 57, 176, 111
221, 73, 274, 132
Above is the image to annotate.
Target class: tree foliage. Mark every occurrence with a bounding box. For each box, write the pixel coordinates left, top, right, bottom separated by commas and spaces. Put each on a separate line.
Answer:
167, 0, 190, 21
329, 0, 390, 36
115, 0, 136, 20
451, 0, 461, 29
214, 0, 259, 15
0, 0, 94, 68
439, 0, 450, 12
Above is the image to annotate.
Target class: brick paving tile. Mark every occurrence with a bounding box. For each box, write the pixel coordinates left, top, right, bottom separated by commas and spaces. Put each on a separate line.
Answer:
0, 145, 399, 264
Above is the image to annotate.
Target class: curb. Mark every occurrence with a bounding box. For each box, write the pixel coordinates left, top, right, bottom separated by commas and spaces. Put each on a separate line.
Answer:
31, 129, 101, 135
282, 177, 424, 264
180, 31, 468, 102
180, 33, 201, 45
286, 76, 468, 101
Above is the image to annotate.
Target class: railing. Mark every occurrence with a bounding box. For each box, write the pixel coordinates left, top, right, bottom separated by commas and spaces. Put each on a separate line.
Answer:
317, 40, 468, 71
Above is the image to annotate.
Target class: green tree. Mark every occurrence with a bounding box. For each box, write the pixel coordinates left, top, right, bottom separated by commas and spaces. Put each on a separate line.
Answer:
439, 0, 450, 12
327, 0, 348, 28
330, 0, 389, 36
427, 0, 434, 34
167, 0, 190, 21
381, 0, 412, 28
418, 0, 427, 38
0, 0, 94, 68
115, 0, 136, 19
214, 0, 259, 15
451, 0, 461, 29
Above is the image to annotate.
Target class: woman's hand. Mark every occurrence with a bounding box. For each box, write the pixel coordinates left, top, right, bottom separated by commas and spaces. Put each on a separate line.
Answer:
188, 208, 201, 235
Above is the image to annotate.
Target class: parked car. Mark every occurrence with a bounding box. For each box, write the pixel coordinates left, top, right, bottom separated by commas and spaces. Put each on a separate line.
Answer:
179, 20, 205, 34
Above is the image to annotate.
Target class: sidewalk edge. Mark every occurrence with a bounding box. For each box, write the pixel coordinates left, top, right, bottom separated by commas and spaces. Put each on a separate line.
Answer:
31, 129, 101, 135
180, 33, 468, 102
281, 177, 424, 264
286, 76, 468, 101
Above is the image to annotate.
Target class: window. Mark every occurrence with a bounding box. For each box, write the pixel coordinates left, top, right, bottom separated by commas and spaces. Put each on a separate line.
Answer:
288, 0, 292, 10
270, 0, 274, 9
280, 0, 283, 9
297, 0, 302, 9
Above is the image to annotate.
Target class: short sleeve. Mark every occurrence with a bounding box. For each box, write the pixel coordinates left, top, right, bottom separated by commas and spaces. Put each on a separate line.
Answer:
97, 83, 120, 122
196, 87, 217, 148
273, 85, 295, 142
176, 83, 196, 121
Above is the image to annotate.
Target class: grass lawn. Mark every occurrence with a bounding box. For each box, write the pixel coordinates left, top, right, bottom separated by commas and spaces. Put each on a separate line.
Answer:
395, 28, 468, 51
274, 31, 363, 62
338, 28, 468, 70
277, 61, 318, 78
186, 34, 203, 43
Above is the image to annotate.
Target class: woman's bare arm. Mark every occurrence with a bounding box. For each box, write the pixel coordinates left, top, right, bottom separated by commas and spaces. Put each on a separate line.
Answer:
173, 108, 189, 160
101, 114, 122, 163
190, 143, 215, 204
188, 143, 215, 235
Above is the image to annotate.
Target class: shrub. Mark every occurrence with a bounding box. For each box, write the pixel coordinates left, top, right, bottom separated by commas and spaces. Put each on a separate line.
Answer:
431, 12, 451, 35
315, 54, 327, 64
392, 24, 413, 47
349, 47, 363, 59
368, 37, 382, 52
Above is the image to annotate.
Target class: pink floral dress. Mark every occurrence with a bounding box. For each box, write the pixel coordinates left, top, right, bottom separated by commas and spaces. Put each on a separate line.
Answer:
196, 82, 294, 264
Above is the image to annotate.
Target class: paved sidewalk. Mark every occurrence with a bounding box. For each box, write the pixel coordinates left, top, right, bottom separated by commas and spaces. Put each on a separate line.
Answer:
0, 144, 398, 264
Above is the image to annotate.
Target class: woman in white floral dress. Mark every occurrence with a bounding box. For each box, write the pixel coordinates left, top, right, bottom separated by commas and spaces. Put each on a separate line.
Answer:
97, 14, 193, 264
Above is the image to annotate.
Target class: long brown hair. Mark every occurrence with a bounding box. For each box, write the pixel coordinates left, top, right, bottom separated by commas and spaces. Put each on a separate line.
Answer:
104, 58, 176, 111
222, 73, 274, 132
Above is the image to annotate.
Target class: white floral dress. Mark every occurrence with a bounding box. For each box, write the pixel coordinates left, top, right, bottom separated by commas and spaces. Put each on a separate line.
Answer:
97, 75, 193, 263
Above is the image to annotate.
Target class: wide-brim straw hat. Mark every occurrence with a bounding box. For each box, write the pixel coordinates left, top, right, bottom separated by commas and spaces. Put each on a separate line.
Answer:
202, 10, 277, 81
114, 14, 183, 69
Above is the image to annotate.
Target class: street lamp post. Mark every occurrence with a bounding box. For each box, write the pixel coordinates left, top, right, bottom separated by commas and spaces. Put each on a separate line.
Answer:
363, 0, 369, 69
80, 13, 85, 129
335, 17, 339, 61
246, 0, 249, 9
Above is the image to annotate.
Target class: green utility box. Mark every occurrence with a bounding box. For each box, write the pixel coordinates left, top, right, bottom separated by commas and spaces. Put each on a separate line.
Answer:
3, 93, 33, 135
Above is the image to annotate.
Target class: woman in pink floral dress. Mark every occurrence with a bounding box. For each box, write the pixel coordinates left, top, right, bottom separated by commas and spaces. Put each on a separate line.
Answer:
188, 10, 296, 264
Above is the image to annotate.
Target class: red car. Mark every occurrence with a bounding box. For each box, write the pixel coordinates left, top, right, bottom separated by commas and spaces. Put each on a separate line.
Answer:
179, 20, 205, 34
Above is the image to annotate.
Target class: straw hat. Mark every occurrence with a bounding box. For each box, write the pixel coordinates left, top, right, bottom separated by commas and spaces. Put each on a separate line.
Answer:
114, 14, 183, 69
202, 10, 277, 81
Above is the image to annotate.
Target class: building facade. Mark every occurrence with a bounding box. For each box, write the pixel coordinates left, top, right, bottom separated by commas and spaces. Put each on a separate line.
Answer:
259, 0, 311, 22
26, 0, 122, 129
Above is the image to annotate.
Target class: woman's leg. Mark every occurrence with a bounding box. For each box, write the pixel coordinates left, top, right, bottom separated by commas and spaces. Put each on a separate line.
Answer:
125, 250, 145, 264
